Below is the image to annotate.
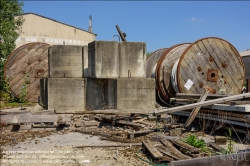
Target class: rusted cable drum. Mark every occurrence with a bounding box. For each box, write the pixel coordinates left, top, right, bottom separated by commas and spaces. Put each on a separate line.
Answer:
156, 43, 191, 102
146, 48, 168, 78
4, 42, 50, 102
176, 37, 245, 95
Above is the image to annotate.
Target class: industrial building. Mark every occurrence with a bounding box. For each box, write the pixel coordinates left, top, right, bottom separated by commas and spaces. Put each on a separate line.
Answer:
14, 13, 96, 48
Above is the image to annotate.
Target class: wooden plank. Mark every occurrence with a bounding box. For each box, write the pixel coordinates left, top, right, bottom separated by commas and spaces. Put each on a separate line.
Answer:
74, 143, 142, 148
176, 93, 228, 99
154, 92, 250, 115
116, 120, 145, 128
185, 89, 209, 127
170, 152, 250, 166
157, 146, 180, 160
128, 129, 153, 139
172, 139, 200, 154
142, 139, 163, 159
208, 142, 226, 152
160, 139, 191, 160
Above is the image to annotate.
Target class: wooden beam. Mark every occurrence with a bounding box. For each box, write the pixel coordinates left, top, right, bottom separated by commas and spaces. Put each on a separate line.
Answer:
185, 90, 209, 127
142, 139, 163, 159
74, 143, 142, 148
176, 93, 228, 99
155, 92, 250, 115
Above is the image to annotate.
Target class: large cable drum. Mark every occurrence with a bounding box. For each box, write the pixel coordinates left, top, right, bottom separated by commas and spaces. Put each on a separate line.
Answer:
176, 37, 245, 95
146, 48, 168, 78
146, 37, 245, 104
4, 42, 50, 102
156, 43, 191, 102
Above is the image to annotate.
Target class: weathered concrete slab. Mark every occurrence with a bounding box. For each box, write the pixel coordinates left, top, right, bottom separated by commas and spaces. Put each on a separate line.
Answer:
88, 41, 119, 78
88, 41, 147, 78
86, 78, 116, 110
117, 78, 155, 112
82, 45, 88, 77
119, 42, 146, 78
48, 78, 86, 113
49, 45, 83, 78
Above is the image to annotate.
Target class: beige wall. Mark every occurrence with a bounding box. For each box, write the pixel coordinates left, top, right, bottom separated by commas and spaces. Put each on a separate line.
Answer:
15, 14, 96, 48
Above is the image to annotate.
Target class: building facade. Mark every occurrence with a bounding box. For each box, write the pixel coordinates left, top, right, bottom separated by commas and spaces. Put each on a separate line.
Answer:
15, 13, 96, 48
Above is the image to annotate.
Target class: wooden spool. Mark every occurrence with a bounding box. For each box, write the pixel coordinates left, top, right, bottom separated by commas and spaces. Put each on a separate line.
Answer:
177, 37, 245, 95
156, 43, 190, 101
146, 48, 168, 78
4, 42, 50, 102
147, 37, 245, 104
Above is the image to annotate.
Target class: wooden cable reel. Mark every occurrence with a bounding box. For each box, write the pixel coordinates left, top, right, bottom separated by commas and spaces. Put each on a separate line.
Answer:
146, 37, 245, 104
4, 42, 50, 102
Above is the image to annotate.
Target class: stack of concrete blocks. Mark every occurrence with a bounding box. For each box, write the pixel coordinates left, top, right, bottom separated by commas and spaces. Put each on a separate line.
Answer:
86, 41, 155, 113
46, 45, 86, 113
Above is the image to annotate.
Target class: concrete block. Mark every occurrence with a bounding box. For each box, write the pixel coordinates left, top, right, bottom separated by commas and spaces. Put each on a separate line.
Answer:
88, 41, 119, 78
48, 78, 86, 113
86, 78, 116, 110
119, 42, 146, 78
49, 45, 83, 78
117, 78, 155, 111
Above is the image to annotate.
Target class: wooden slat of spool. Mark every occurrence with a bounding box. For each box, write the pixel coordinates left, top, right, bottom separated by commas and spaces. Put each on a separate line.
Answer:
146, 48, 168, 78
4, 42, 50, 102
177, 37, 245, 95
156, 43, 190, 101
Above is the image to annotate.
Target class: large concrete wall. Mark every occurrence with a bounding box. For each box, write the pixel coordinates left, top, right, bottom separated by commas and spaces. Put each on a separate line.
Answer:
15, 13, 96, 48
48, 78, 86, 113
49, 45, 83, 78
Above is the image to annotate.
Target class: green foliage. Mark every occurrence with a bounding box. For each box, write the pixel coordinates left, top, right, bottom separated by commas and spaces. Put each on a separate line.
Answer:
0, 0, 24, 90
183, 134, 209, 152
224, 128, 235, 154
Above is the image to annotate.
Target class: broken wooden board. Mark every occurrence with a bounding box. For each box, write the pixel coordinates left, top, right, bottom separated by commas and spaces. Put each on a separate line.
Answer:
155, 92, 250, 115
208, 142, 226, 152
169, 151, 250, 166
157, 146, 180, 160
185, 89, 210, 127
116, 120, 145, 128
175, 93, 228, 99
74, 143, 142, 148
160, 139, 191, 160
142, 139, 164, 159
172, 139, 200, 154
127, 129, 154, 139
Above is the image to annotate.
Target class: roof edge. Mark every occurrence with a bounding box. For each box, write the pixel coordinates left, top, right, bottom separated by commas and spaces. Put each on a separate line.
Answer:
17, 12, 97, 36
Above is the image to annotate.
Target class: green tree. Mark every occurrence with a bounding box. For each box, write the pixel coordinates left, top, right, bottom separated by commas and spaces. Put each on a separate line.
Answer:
0, 0, 24, 90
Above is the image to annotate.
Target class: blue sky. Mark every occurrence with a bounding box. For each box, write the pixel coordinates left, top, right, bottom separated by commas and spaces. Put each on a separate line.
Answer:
22, 1, 250, 53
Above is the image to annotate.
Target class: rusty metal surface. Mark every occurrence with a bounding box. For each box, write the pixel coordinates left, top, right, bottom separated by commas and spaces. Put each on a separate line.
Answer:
156, 43, 190, 102
177, 37, 245, 95
4, 42, 50, 102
